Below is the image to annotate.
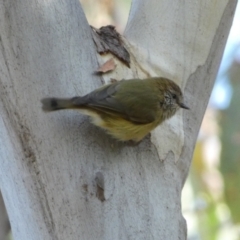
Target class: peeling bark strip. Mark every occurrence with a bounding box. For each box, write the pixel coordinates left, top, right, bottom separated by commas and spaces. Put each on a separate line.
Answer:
91, 25, 130, 67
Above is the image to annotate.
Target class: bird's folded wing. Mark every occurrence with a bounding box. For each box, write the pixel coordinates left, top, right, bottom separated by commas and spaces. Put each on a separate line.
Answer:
72, 82, 155, 124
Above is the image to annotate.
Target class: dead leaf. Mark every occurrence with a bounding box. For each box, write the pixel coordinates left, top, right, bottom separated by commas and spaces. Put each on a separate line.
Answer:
96, 58, 116, 73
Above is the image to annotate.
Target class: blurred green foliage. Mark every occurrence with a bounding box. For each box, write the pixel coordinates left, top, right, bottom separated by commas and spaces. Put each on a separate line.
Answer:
220, 60, 240, 224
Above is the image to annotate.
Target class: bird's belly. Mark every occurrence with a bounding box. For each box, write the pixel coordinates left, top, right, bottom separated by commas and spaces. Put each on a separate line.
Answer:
91, 115, 159, 142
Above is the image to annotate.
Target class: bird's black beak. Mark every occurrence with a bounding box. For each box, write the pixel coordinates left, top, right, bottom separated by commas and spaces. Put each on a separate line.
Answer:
179, 102, 189, 109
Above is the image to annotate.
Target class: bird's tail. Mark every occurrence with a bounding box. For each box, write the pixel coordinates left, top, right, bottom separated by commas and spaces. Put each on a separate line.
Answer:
41, 97, 80, 112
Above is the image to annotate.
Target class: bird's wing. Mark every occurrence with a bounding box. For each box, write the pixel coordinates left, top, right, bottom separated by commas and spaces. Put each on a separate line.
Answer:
73, 81, 156, 124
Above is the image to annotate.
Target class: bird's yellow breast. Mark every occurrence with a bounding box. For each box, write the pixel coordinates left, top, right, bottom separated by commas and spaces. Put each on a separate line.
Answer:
84, 110, 161, 142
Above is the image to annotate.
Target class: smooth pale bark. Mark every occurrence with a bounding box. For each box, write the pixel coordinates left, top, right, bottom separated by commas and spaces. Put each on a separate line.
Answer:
0, 1, 237, 240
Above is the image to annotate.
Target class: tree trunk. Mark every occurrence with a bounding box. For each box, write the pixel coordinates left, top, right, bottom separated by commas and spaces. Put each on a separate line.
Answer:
0, 0, 237, 239
0, 192, 10, 239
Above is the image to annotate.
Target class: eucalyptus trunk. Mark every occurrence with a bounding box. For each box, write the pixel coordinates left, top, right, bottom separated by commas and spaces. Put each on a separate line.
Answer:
0, 0, 237, 239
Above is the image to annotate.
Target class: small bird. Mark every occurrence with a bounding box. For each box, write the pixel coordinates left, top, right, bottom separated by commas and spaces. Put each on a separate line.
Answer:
41, 77, 189, 142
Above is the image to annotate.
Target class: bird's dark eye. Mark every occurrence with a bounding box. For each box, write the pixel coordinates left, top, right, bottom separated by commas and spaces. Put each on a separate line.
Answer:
172, 94, 177, 99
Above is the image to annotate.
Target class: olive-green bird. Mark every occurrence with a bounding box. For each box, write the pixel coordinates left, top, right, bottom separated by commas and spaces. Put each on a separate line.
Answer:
41, 77, 189, 142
